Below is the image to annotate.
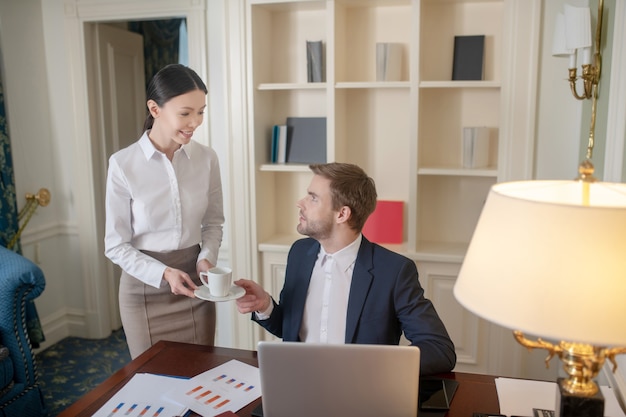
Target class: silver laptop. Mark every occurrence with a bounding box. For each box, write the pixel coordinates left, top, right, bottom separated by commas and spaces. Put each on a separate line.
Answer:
257, 341, 421, 417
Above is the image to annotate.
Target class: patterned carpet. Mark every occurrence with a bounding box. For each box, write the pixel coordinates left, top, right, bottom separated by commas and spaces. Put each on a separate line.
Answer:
35, 328, 131, 416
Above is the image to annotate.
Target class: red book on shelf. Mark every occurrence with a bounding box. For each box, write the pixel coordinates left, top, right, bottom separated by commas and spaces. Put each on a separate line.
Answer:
362, 200, 403, 244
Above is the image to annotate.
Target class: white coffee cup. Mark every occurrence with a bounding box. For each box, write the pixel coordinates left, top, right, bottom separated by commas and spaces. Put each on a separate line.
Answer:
199, 266, 233, 297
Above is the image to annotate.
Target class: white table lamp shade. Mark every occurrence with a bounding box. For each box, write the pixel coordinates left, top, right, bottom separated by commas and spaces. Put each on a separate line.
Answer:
453, 180, 626, 347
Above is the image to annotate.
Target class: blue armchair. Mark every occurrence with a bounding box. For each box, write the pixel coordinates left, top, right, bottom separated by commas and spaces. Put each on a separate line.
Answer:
0, 245, 47, 416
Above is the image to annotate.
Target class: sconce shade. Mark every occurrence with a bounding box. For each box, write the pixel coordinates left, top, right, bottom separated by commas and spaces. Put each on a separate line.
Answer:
564, 3, 592, 50
552, 13, 573, 56
454, 180, 626, 347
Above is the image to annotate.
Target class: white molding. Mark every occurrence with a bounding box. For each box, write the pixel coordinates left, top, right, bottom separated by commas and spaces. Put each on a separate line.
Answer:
604, 0, 626, 182
224, 0, 257, 350
429, 271, 481, 366
64, 8, 113, 338
33, 307, 88, 353
19, 221, 78, 245
498, 0, 542, 182
67, 0, 204, 20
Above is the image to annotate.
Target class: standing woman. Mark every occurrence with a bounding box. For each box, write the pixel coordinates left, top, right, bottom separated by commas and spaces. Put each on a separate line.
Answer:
104, 64, 224, 359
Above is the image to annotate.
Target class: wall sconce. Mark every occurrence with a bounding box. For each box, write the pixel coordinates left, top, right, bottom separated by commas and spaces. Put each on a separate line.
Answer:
553, 0, 604, 175
553, 0, 601, 100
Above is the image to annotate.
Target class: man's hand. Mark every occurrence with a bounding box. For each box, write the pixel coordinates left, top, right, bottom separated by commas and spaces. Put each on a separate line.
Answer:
163, 267, 198, 298
234, 279, 271, 313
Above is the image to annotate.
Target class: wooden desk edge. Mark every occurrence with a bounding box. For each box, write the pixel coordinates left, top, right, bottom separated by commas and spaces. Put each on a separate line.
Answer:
57, 341, 499, 417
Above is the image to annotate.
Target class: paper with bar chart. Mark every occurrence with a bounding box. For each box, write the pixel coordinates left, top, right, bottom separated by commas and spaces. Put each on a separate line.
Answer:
91, 373, 188, 417
166, 359, 261, 417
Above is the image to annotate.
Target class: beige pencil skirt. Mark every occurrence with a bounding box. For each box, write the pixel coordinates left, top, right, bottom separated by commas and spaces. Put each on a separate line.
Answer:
118, 245, 216, 359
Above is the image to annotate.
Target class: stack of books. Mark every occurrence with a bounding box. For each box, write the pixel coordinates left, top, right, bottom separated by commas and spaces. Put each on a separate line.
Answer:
270, 117, 327, 164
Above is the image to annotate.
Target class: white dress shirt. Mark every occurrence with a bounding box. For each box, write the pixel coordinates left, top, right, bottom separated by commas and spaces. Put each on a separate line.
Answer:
299, 235, 360, 343
104, 132, 224, 288
255, 236, 362, 342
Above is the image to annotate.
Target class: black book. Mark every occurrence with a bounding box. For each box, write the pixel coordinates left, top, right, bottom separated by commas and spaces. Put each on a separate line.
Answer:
452, 35, 485, 81
285, 117, 327, 164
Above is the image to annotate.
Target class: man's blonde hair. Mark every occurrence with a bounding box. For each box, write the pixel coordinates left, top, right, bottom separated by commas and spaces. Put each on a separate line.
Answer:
309, 163, 377, 232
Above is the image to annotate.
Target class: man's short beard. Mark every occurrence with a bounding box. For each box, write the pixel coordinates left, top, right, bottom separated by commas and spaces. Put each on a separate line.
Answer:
297, 221, 332, 241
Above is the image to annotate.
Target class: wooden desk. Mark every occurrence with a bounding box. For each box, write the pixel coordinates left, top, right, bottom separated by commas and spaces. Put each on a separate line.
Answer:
58, 340, 500, 417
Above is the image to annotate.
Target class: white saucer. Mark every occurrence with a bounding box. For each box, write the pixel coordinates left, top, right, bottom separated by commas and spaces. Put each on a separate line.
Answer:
194, 285, 245, 302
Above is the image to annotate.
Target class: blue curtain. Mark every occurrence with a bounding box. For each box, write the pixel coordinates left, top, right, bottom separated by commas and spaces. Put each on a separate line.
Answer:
128, 19, 183, 91
0, 53, 45, 348
0, 58, 19, 250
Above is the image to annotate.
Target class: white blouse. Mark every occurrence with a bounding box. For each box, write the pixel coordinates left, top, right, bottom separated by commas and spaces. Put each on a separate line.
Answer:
104, 132, 224, 288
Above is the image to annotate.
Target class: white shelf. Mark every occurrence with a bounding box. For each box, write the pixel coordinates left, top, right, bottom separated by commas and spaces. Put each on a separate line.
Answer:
258, 82, 327, 90
419, 81, 501, 89
249, 1, 327, 13
418, 166, 498, 177
409, 241, 469, 264
258, 236, 300, 253
336, 81, 410, 89
259, 163, 313, 172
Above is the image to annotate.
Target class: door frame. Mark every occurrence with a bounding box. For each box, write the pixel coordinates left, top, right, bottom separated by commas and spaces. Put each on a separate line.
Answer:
64, 0, 209, 338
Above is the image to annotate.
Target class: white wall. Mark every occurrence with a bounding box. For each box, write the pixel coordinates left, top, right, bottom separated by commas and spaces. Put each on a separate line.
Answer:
0, 0, 86, 347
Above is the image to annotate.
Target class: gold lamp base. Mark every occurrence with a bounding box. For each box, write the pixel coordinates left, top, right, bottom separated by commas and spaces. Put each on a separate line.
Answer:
513, 331, 626, 417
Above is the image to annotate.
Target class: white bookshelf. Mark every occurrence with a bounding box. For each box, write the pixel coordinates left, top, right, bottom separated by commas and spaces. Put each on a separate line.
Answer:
247, 0, 534, 254
245, 0, 540, 374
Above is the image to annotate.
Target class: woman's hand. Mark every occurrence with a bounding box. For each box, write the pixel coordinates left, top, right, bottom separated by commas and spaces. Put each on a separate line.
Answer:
163, 267, 198, 298
234, 279, 271, 314
196, 258, 213, 276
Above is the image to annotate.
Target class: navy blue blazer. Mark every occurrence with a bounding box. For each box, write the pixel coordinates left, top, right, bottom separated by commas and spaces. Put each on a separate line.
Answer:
253, 236, 457, 375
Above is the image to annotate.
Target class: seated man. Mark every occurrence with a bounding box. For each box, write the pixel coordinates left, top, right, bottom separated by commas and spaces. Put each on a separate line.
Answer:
235, 162, 456, 375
